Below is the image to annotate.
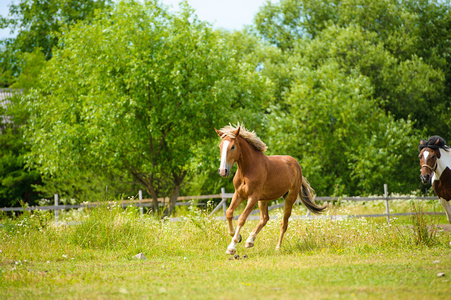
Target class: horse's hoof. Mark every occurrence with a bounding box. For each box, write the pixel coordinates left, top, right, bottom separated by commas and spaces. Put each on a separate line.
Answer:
275, 246, 281, 252
245, 242, 254, 248
226, 248, 236, 255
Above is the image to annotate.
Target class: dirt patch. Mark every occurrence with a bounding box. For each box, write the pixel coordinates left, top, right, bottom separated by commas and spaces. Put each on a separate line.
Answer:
438, 224, 451, 232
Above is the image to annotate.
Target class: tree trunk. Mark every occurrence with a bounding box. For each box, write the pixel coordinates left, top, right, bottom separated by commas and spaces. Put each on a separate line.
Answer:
147, 183, 159, 213
162, 184, 181, 218
162, 170, 187, 218
129, 167, 160, 213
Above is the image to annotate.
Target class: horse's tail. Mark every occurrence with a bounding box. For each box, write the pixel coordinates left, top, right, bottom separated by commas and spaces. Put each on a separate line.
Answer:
299, 176, 327, 214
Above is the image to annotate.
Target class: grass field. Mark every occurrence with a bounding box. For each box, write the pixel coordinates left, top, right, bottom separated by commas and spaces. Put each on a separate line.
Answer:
1, 201, 451, 299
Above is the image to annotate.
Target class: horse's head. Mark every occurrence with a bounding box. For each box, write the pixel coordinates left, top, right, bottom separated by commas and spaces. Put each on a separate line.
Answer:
215, 127, 241, 178
419, 138, 441, 184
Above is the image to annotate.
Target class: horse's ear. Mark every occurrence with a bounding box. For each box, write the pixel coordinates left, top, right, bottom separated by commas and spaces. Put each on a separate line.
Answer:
435, 138, 440, 145
420, 139, 424, 144
233, 127, 240, 138
215, 128, 223, 137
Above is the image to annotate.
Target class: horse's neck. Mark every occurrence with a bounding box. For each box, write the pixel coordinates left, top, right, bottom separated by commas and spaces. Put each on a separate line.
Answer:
435, 148, 451, 179
237, 136, 263, 173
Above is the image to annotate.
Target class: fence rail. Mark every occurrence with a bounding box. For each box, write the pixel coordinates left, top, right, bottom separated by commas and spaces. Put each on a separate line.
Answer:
0, 184, 443, 224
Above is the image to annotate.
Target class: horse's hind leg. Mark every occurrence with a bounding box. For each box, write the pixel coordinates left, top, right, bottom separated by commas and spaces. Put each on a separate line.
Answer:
276, 191, 296, 250
440, 198, 451, 224
245, 201, 269, 248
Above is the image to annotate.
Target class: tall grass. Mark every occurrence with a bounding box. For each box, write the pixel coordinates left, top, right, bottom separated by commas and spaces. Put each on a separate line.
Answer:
408, 201, 439, 246
2, 201, 450, 299
1, 200, 449, 263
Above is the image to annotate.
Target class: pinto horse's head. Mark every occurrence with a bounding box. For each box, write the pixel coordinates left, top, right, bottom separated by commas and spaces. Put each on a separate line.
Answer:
215, 127, 241, 178
418, 137, 443, 184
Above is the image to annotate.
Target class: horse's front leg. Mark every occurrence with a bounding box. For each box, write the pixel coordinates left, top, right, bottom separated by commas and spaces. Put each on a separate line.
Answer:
440, 198, 451, 224
225, 192, 244, 255
227, 194, 259, 255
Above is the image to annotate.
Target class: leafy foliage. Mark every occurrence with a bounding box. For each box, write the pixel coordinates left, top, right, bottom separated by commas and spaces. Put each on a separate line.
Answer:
266, 63, 418, 195
254, 0, 451, 195
0, 0, 113, 85
0, 93, 41, 206
26, 1, 270, 210
0, 0, 450, 205
255, 0, 451, 137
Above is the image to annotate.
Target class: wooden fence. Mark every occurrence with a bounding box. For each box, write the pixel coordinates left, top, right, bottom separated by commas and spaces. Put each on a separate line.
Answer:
0, 184, 444, 224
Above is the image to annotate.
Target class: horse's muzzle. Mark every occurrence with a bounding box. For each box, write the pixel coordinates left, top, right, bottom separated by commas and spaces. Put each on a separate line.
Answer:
420, 174, 431, 185
218, 168, 231, 178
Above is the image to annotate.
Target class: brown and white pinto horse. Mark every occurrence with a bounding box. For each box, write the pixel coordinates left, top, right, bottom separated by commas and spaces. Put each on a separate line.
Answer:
419, 136, 451, 224
215, 124, 327, 255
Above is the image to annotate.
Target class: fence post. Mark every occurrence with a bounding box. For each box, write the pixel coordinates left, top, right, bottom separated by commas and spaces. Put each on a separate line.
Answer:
384, 184, 390, 224
208, 188, 228, 218
139, 190, 143, 216
221, 188, 227, 217
54, 194, 59, 224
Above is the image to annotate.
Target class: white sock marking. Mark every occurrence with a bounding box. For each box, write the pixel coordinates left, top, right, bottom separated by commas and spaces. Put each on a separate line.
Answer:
245, 235, 255, 245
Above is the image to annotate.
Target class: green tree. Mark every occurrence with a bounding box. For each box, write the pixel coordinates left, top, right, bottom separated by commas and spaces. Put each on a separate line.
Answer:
0, 0, 114, 206
0, 47, 46, 207
10, 47, 46, 90
254, 0, 340, 50
266, 63, 418, 195
0, 91, 41, 206
0, 0, 113, 86
255, 0, 451, 137
298, 25, 444, 129
26, 0, 270, 215
252, 0, 450, 195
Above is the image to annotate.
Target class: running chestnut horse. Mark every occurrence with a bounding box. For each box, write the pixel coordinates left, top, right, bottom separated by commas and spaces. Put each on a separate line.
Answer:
419, 136, 451, 224
215, 124, 327, 255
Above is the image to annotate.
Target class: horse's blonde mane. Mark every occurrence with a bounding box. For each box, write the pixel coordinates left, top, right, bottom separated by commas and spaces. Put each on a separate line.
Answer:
219, 123, 268, 152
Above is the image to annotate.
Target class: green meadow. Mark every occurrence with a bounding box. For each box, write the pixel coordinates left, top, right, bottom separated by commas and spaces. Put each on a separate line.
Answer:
1, 201, 451, 299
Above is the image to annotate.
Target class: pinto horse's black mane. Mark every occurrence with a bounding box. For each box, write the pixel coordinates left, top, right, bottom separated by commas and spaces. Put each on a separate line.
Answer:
419, 135, 451, 152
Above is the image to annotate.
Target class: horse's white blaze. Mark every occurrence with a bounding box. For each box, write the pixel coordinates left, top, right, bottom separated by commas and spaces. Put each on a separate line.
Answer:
423, 150, 437, 182
423, 150, 430, 162
220, 140, 229, 170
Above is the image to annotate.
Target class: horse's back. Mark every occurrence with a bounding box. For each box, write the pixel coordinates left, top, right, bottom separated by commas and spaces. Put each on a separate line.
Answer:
259, 155, 302, 200
267, 155, 301, 170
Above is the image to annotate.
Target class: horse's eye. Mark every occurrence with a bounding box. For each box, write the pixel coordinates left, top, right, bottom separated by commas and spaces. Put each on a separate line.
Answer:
231, 145, 235, 150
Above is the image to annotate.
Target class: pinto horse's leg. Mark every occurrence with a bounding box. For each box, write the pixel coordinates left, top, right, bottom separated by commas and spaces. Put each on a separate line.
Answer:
276, 192, 297, 250
245, 201, 269, 248
226, 195, 259, 255
439, 198, 451, 224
